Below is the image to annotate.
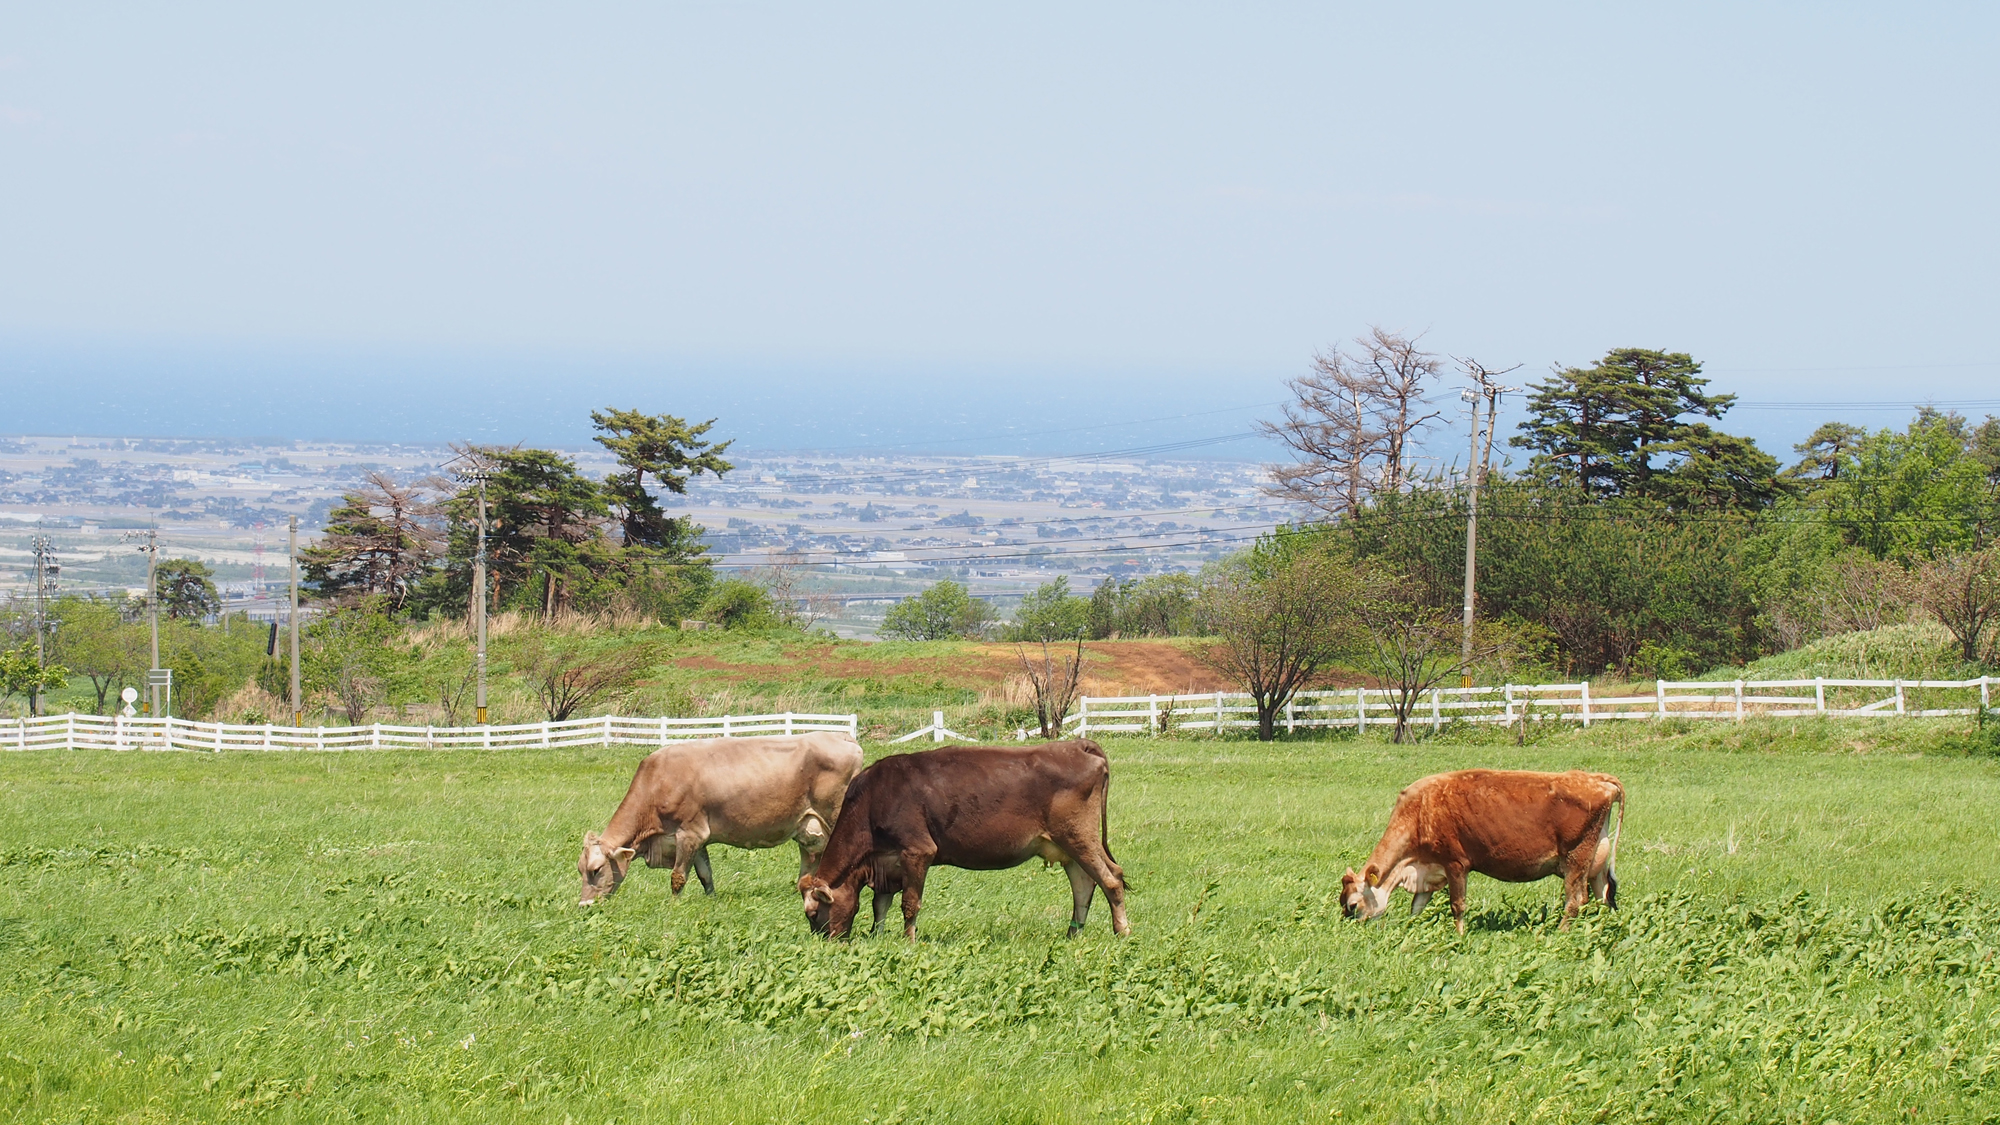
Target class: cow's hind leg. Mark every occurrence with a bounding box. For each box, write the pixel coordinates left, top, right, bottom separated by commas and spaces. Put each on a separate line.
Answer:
691, 845, 715, 895
1057, 837, 1130, 937
1446, 867, 1469, 935
898, 852, 931, 942
1559, 844, 1594, 930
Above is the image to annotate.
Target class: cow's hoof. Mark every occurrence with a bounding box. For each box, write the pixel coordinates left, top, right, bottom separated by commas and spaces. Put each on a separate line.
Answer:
1065, 922, 1084, 938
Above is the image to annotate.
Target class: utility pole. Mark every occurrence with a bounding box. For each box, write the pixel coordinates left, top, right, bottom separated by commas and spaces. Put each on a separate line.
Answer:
29, 535, 54, 717
475, 472, 491, 724
1458, 389, 1484, 688
289, 515, 302, 726
1455, 360, 1521, 687
145, 527, 161, 717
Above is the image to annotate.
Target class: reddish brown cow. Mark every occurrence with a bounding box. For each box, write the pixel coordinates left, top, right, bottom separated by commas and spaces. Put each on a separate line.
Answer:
1341, 769, 1624, 933
798, 740, 1130, 940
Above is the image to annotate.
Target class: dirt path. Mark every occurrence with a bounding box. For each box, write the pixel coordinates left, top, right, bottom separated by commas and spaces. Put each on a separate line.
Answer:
668, 639, 1367, 695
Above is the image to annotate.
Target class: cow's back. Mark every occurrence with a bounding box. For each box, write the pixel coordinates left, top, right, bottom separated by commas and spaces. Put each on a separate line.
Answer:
839, 742, 1108, 869
1403, 769, 1617, 875
637, 734, 862, 841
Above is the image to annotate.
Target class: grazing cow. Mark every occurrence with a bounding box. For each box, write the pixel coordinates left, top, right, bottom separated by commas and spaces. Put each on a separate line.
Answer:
798, 740, 1129, 940
577, 732, 863, 905
1341, 769, 1624, 933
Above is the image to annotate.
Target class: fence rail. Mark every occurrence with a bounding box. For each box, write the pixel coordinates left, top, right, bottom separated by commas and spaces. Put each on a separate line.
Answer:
1060, 677, 1996, 736
2, 712, 860, 753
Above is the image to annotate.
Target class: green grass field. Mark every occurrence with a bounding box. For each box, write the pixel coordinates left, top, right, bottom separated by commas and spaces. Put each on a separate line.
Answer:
4, 720, 1999, 1123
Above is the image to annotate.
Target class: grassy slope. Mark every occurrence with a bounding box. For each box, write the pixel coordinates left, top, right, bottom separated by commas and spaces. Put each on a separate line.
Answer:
1713, 621, 1988, 683
4, 721, 2000, 1123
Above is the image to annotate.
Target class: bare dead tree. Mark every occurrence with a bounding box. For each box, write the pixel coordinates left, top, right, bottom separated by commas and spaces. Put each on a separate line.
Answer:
1351, 327, 1445, 492
1260, 347, 1380, 517
518, 634, 657, 721
303, 471, 446, 610
756, 549, 841, 631
1260, 327, 1443, 516
1016, 633, 1088, 739
1822, 553, 1914, 635
1914, 547, 2000, 664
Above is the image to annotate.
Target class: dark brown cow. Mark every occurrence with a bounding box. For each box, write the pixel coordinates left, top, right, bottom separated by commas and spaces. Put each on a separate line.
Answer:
1341, 769, 1624, 933
798, 740, 1130, 940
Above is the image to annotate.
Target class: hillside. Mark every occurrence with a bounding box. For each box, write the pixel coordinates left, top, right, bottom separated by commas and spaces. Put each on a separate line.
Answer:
1704, 621, 1985, 683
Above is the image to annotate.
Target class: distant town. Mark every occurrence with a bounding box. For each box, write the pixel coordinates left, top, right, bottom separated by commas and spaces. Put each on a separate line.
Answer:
0, 434, 1297, 636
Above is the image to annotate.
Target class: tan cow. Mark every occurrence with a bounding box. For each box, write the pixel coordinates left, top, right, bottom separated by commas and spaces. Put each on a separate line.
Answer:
1340, 769, 1624, 933
577, 732, 863, 905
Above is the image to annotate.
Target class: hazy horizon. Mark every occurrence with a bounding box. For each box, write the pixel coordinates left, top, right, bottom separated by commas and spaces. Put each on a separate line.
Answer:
4, 6, 1997, 461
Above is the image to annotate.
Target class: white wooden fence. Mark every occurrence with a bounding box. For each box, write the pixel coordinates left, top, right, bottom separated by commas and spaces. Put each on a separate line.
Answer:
1, 711, 859, 753
1060, 677, 1997, 736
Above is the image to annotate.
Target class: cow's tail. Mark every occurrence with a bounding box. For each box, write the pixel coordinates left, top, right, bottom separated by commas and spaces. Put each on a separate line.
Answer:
1604, 781, 1625, 910
1100, 769, 1118, 866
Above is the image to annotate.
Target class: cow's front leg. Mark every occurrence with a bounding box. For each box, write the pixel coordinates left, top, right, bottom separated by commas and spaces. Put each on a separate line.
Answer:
669, 827, 706, 895
795, 813, 829, 880
870, 886, 896, 935
898, 852, 931, 942
1446, 867, 1469, 935
691, 844, 715, 895
1063, 860, 1097, 936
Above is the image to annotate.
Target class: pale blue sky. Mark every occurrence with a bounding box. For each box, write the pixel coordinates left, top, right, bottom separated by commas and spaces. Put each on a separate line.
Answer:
2, 4, 1995, 455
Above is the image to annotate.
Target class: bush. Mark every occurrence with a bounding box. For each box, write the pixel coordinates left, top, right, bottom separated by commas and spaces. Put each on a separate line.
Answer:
880, 581, 992, 641
697, 580, 782, 630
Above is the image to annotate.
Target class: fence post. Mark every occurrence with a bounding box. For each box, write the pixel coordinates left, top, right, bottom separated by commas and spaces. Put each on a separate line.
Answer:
1580, 681, 1592, 728
1655, 680, 1666, 719
1285, 698, 1295, 735
263, 722, 273, 750
65, 713, 76, 751
1815, 677, 1826, 715
1215, 691, 1224, 735
1983, 676, 1991, 710
849, 714, 858, 739
660, 716, 669, 747
483, 723, 492, 750
316, 726, 325, 752
723, 715, 733, 738
1078, 698, 1089, 737
784, 712, 796, 737
1431, 688, 1442, 732
933, 710, 945, 744
1734, 680, 1745, 723
1148, 694, 1159, 736
1504, 684, 1515, 726
1895, 680, 1905, 716
371, 723, 381, 750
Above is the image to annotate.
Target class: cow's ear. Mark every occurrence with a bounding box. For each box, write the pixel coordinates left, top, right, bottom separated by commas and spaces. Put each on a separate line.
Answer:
611, 846, 636, 862
1364, 865, 1381, 888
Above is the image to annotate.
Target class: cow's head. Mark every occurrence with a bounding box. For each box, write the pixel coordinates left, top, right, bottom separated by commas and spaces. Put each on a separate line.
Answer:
798, 873, 861, 939
1340, 865, 1391, 921
577, 831, 636, 906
